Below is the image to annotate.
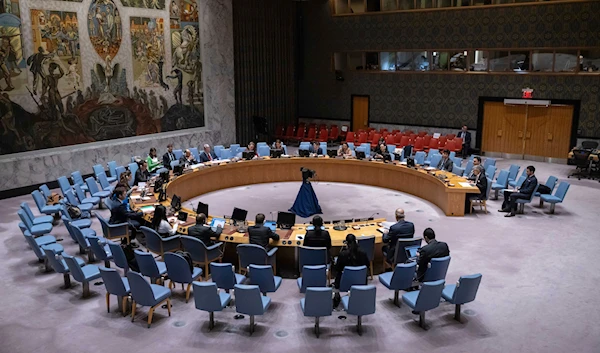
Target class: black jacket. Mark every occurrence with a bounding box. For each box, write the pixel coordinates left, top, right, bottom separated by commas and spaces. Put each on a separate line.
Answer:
416, 239, 450, 281
457, 130, 471, 146
519, 175, 538, 195
437, 157, 454, 172
383, 220, 415, 262
134, 168, 150, 185
179, 155, 198, 166
303, 229, 332, 251
334, 248, 370, 289
248, 224, 280, 249
473, 173, 488, 199
199, 151, 218, 163
187, 224, 222, 246
109, 202, 142, 225
163, 152, 177, 170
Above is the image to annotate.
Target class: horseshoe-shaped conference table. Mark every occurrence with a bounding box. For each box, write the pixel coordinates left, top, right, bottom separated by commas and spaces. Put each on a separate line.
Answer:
130, 157, 478, 274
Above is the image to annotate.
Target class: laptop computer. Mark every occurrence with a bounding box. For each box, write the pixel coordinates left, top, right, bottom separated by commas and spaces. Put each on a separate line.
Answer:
210, 217, 226, 228
405, 245, 420, 261
327, 149, 337, 158
177, 211, 188, 222
264, 221, 277, 231
299, 149, 310, 157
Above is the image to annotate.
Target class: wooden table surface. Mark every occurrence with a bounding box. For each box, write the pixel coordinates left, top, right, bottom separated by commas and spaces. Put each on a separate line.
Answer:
130, 157, 478, 248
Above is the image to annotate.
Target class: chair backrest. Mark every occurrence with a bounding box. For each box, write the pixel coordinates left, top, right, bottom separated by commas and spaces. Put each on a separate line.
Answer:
140, 226, 163, 254
508, 164, 520, 180
214, 145, 224, 158
453, 166, 465, 177
127, 271, 160, 306
414, 151, 426, 165
64, 190, 80, 206
248, 264, 277, 293
115, 166, 126, 181
20, 203, 37, 223
515, 175, 526, 188
190, 147, 200, 161
346, 285, 376, 316
107, 240, 129, 272
57, 176, 71, 196
426, 148, 439, 159
164, 252, 194, 284
485, 165, 496, 179
257, 145, 270, 157
357, 236, 375, 262
17, 209, 33, 230
43, 246, 68, 273
39, 184, 52, 199
483, 158, 496, 170
452, 157, 462, 167
71, 171, 85, 186
464, 159, 473, 175
544, 175, 558, 192
299, 265, 327, 293
394, 237, 423, 265
429, 154, 442, 169
423, 256, 451, 282
304, 287, 333, 317
85, 177, 101, 195
229, 144, 240, 155
234, 284, 265, 315
451, 273, 482, 305
127, 163, 139, 187
107, 161, 118, 178
71, 223, 90, 250
173, 149, 183, 160
23, 232, 45, 260
181, 235, 210, 263
210, 262, 237, 290
553, 181, 570, 201
339, 265, 368, 292
63, 254, 86, 282
31, 190, 49, 212
495, 170, 509, 187
390, 262, 417, 290
193, 282, 223, 312
134, 249, 162, 278
98, 172, 111, 189
93, 164, 105, 178
525, 184, 540, 202
73, 184, 87, 203
99, 266, 129, 296
88, 235, 110, 261
237, 244, 268, 268
485, 177, 492, 200
220, 148, 232, 159
298, 246, 328, 268
414, 279, 445, 312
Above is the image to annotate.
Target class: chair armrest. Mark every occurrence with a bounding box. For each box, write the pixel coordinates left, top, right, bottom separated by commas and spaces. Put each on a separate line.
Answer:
162, 235, 180, 242
267, 247, 279, 257
207, 242, 223, 251
108, 222, 129, 228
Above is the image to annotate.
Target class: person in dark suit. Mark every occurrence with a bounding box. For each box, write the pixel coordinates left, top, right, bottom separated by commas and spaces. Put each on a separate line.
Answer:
303, 215, 332, 259
382, 208, 415, 263
466, 156, 482, 180
248, 213, 279, 249
134, 160, 150, 185
416, 228, 450, 282
373, 143, 391, 162
332, 233, 370, 308
199, 144, 218, 162
437, 149, 453, 172
162, 143, 177, 170
179, 149, 198, 167
457, 125, 472, 158
109, 187, 144, 230
309, 141, 323, 156
501, 165, 538, 217
465, 165, 488, 213
187, 213, 222, 246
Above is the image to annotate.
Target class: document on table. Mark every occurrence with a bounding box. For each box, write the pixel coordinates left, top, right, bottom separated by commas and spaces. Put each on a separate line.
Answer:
459, 182, 473, 188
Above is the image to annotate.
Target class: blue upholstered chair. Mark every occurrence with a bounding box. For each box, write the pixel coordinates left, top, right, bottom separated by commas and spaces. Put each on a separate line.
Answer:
87, 235, 113, 267
18, 209, 52, 237
248, 264, 282, 295
384, 237, 423, 270
298, 246, 329, 282
210, 262, 246, 293
220, 148, 232, 159
24, 231, 62, 271
300, 287, 333, 337
485, 165, 496, 180
414, 151, 426, 165
85, 177, 111, 206
43, 246, 83, 287
516, 184, 540, 214
97, 214, 130, 242
99, 266, 131, 315
63, 253, 102, 298
60, 204, 91, 224
39, 184, 53, 200
540, 181, 570, 214
341, 285, 377, 335
64, 190, 94, 214
134, 249, 167, 284
189, 147, 200, 161
357, 236, 375, 279
429, 154, 442, 170
237, 244, 278, 275
20, 202, 54, 225
115, 166, 126, 181
379, 262, 417, 306
482, 157, 496, 170
94, 164, 116, 183
449, 151, 456, 160
71, 171, 89, 193
170, 160, 180, 169
442, 273, 482, 322
73, 184, 100, 207
360, 143, 371, 157
107, 240, 130, 275
234, 284, 271, 335
108, 161, 119, 179
214, 145, 224, 158
257, 145, 270, 157
32, 190, 61, 215
127, 163, 139, 187
509, 170, 527, 188
507, 164, 520, 184
164, 252, 203, 303
97, 172, 115, 192
62, 216, 94, 247
180, 236, 223, 276
453, 166, 465, 177
339, 265, 368, 292
193, 282, 232, 330
491, 170, 510, 200
424, 149, 439, 165
423, 256, 451, 282
452, 157, 462, 168
170, 149, 182, 160
537, 175, 558, 204
464, 158, 473, 176
57, 176, 72, 197
127, 271, 172, 328
470, 178, 492, 214
140, 226, 180, 258
297, 265, 327, 293
402, 279, 445, 329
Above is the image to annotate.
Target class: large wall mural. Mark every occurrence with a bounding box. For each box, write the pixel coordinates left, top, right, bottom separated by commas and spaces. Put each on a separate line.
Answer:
0, 0, 205, 156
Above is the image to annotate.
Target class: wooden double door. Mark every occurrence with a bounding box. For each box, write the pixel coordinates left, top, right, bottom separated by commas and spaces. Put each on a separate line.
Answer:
481, 101, 574, 161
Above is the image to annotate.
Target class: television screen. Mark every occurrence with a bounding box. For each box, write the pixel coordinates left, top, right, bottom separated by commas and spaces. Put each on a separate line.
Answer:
171, 194, 181, 210
277, 211, 296, 229
231, 207, 248, 222
196, 202, 208, 216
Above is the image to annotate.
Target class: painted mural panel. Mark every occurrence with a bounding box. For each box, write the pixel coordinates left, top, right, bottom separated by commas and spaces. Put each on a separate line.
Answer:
88, 0, 122, 58
130, 17, 165, 89
0, 2, 25, 96
121, 0, 165, 10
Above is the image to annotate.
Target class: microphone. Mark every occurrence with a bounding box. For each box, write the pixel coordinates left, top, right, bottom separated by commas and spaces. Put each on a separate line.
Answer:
367, 212, 379, 222
269, 211, 274, 223
189, 202, 195, 213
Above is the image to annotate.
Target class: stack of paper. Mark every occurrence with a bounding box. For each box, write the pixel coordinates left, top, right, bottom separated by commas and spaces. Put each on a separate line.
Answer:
459, 182, 473, 188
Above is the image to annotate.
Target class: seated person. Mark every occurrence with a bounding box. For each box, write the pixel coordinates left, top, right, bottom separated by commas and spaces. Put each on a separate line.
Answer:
437, 149, 453, 172
116, 170, 137, 196
162, 143, 177, 170
187, 213, 223, 246
199, 144, 218, 162
245, 142, 258, 159
248, 213, 279, 249
382, 208, 415, 263
500, 165, 538, 217
151, 205, 177, 237
337, 142, 353, 158
465, 165, 488, 212
333, 233, 370, 308
179, 149, 198, 167
466, 156, 482, 180
376, 137, 386, 149
134, 160, 151, 185
303, 215, 332, 260
416, 228, 450, 282
109, 187, 144, 231
308, 141, 323, 156
373, 143, 391, 162
272, 139, 286, 154
146, 147, 163, 173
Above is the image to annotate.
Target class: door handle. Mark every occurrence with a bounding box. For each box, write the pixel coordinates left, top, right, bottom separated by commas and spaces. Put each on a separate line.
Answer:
526, 131, 531, 139
497, 130, 502, 137
547, 133, 553, 141
518, 131, 523, 138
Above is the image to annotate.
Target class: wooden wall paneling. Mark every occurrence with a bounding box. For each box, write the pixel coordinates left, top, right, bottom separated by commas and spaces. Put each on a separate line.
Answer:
547, 105, 574, 158
502, 104, 527, 155
481, 102, 506, 153
524, 106, 551, 157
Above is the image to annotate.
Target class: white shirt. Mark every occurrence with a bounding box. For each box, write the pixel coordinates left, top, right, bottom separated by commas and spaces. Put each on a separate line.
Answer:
157, 220, 176, 236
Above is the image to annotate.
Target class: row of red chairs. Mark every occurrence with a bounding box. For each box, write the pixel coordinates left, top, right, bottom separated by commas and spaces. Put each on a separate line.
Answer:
275, 123, 347, 143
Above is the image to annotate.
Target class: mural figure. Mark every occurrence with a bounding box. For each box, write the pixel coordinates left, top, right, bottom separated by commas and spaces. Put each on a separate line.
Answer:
0, 4, 25, 94
131, 17, 164, 88
121, 0, 165, 10
88, 0, 122, 58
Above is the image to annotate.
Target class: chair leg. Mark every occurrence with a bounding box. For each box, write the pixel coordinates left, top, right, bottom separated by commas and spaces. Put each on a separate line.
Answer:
315, 317, 320, 338
147, 307, 155, 328
205, 263, 209, 280
43, 258, 51, 272
393, 290, 400, 307
419, 311, 426, 329
209, 312, 215, 331
539, 199, 544, 207
131, 301, 137, 322
357, 316, 362, 336
249, 315, 255, 335
87, 249, 96, 263
106, 293, 110, 313
494, 190, 498, 200
62, 273, 71, 289
469, 201, 473, 214
168, 280, 174, 290
167, 298, 171, 316
369, 261, 374, 280
550, 203, 556, 214
483, 201, 487, 214
185, 283, 192, 303
121, 296, 129, 316
104, 260, 111, 268
454, 304, 461, 322
82, 281, 90, 298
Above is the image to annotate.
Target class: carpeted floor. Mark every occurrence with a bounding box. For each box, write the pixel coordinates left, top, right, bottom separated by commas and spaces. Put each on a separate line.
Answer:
1, 158, 599, 353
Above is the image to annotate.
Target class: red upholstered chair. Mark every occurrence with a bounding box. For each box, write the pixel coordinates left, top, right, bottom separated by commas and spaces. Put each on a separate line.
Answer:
275, 125, 284, 140
399, 135, 409, 147
370, 133, 381, 148
303, 127, 317, 142
423, 135, 432, 146
329, 125, 339, 142
368, 127, 376, 132
341, 125, 350, 134
292, 125, 305, 142
438, 136, 448, 147
392, 129, 400, 134
318, 129, 328, 142
345, 131, 355, 143
418, 131, 427, 137
404, 130, 414, 135
445, 140, 456, 152
414, 137, 425, 151
453, 137, 463, 152
308, 123, 316, 130
385, 134, 395, 145
409, 133, 417, 140
380, 128, 388, 134
394, 133, 403, 145
319, 124, 327, 130
298, 122, 306, 131
428, 138, 439, 150
447, 133, 456, 140
357, 132, 368, 145
382, 131, 389, 138
368, 130, 375, 140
